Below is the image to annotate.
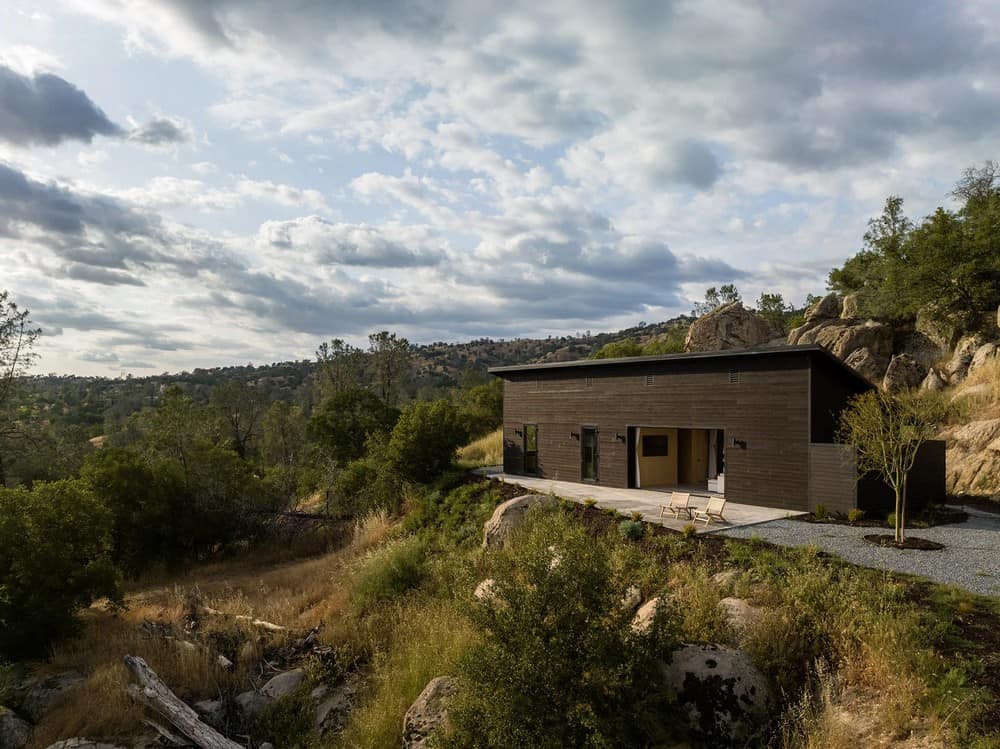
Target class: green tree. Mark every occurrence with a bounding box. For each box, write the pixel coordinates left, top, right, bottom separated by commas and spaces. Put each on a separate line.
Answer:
590, 339, 644, 359
316, 338, 365, 397
261, 400, 307, 470
368, 331, 411, 404
210, 380, 266, 459
308, 387, 400, 464
691, 284, 741, 317
447, 510, 674, 748
837, 390, 945, 542
0, 479, 120, 657
387, 399, 467, 483
457, 377, 503, 438
0, 292, 41, 487
756, 292, 792, 333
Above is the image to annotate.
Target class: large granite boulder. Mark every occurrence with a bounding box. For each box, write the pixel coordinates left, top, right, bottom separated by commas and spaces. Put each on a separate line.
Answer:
789, 319, 893, 362
660, 644, 771, 746
312, 673, 362, 734
482, 494, 557, 549
685, 302, 774, 352
260, 669, 306, 700
882, 354, 926, 392
0, 707, 31, 749
896, 330, 948, 371
920, 368, 947, 392
631, 597, 663, 634
946, 335, 985, 383
718, 598, 761, 641
840, 293, 860, 320
805, 293, 841, 322
843, 347, 885, 383
402, 676, 456, 749
939, 418, 1000, 496
969, 342, 999, 375
19, 671, 85, 722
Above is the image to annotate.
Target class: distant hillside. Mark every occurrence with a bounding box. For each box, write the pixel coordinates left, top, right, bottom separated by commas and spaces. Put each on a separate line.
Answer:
22, 316, 693, 431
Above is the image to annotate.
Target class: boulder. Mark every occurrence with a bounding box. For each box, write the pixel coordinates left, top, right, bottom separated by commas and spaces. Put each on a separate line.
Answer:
19, 671, 85, 722
631, 597, 662, 634
840, 293, 860, 320
805, 293, 841, 322
473, 578, 499, 604
0, 707, 31, 749
192, 699, 227, 731
915, 308, 961, 351
235, 690, 270, 721
402, 676, 456, 749
946, 335, 984, 383
312, 673, 362, 734
684, 302, 773, 352
920, 368, 947, 392
482, 494, 557, 549
711, 569, 740, 590
896, 330, 948, 371
969, 342, 999, 375
881, 354, 926, 392
621, 585, 643, 613
843, 347, 888, 384
791, 319, 893, 362
939, 418, 1000, 496
260, 668, 305, 700
659, 644, 771, 746
718, 598, 760, 639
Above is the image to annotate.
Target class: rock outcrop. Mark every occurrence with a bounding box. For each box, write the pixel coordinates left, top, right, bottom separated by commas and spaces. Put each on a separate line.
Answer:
261, 669, 306, 700
921, 368, 947, 392
482, 494, 557, 549
402, 676, 456, 749
718, 598, 761, 640
660, 644, 771, 745
882, 354, 926, 392
631, 597, 662, 634
843, 348, 886, 383
685, 302, 774, 352
805, 293, 842, 322
0, 707, 31, 749
939, 418, 1000, 496
19, 671, 85, 722
946, 335, 985, 383
840, 293, 860, 320
970, 342, 999, 375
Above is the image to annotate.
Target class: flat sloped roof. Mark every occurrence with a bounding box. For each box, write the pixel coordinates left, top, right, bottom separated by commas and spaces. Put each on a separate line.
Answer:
488, 343, 873, 388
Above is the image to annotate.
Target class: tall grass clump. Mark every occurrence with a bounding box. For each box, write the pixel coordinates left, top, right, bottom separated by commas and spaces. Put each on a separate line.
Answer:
351, 536, 428, 612
334, 600, 478, 749
457, 428, 503, 468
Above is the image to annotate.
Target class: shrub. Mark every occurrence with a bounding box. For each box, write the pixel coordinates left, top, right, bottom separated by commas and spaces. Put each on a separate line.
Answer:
681, 523, 697, 538
0, 480, 120, 657
583, 498, 598, 508
252, 685, 315, 749
618, 519, 644, 541
630, 511, 644, 522
847, 508, 866, 524
388, 400, 468, 483
352, 536, 428, 612
814, 504, 828, 520
308, 387, 399, 463
446, 510, 676, 747
886, 512, 897, 529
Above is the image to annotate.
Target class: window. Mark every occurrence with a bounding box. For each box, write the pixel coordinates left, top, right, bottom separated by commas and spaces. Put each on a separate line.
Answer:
642, 434, 669, 456
729, 370, 741, 384
523, 424, 538, 474
644, 374, 655, 386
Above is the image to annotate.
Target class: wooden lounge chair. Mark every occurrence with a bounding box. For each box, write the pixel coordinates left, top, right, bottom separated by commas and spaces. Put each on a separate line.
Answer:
693, 495, 727, 526
658, 492, 692, 521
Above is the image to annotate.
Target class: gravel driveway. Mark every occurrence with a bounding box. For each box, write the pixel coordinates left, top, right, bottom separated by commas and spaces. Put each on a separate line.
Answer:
717, 507, 1000, 597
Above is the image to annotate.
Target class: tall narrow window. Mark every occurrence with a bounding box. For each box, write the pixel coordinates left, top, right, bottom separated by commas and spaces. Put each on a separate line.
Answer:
523, 424, 538, 475
581, 426, 599, 481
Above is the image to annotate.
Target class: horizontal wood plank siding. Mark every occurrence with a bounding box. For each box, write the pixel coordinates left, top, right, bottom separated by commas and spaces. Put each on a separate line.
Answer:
808, 443, 857, 514
501, 352, 814, 511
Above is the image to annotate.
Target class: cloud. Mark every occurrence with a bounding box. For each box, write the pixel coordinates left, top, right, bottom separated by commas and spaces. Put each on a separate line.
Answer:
64, 262, 147, 286
127, 116, 191, 145
0, 64, 123, 146
258, 216, 445, 267
236, 178, 328, 211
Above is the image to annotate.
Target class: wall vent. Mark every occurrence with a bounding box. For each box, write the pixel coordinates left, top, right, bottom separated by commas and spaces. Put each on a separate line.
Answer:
645, 374, 655, 386
585, 376, 593, 387
729, 370, 741, 384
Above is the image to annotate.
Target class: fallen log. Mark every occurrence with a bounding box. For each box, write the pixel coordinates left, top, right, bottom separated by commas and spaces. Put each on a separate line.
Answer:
124, 655, 243, 749
198, 605, 287, 632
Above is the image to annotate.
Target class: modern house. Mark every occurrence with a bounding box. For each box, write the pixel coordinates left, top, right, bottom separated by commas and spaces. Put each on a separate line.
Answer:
489, 345, 944, 514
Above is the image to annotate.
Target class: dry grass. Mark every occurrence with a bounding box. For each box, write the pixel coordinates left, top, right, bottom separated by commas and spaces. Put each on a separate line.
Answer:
457, 428, 503, 468
25, 519, 403, 747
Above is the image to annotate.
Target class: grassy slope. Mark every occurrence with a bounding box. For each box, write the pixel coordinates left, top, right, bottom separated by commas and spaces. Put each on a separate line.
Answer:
21, 469, 1000, 749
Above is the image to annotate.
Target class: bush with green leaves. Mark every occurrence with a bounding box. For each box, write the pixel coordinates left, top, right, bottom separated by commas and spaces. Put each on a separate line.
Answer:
387, 399, 468, 484
618, 519, 644, 541
0, 480, 120, 658
446, 509, 676, 748
352, 535, 428, 612
308, 386, 400, 464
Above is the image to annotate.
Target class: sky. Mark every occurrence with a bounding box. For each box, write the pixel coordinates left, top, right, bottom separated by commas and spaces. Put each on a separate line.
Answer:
2, 1, 1000, 376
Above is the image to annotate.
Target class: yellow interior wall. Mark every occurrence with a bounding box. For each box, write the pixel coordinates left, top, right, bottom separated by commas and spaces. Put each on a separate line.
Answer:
637, 427, 677, 486
679, 429, 710, 484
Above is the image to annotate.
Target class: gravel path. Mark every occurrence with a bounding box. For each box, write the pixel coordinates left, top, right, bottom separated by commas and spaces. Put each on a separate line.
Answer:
716, 507, 1000, 597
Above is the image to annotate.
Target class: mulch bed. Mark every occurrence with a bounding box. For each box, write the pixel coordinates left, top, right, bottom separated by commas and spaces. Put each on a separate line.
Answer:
862, 534, 945, 550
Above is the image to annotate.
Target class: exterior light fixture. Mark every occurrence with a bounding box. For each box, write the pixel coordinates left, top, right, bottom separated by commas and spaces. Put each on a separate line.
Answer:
615, 432, 626, 442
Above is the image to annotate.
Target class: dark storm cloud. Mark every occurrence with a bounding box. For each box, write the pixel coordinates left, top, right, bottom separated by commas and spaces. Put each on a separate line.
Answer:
0, 64, 123, 146
127, 117, 190, 146
0, 162, 228, 276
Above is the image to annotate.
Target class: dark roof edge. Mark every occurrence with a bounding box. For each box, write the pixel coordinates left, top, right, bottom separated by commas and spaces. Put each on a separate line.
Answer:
488, 343, 873, 388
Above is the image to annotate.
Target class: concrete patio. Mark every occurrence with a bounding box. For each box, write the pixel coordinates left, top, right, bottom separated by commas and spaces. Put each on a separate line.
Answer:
485, 469, 803, 533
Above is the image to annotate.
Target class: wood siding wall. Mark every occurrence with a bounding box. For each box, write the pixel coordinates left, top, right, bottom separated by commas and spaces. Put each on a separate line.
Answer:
501, 353, 815, 511
808, 443, 857, 515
